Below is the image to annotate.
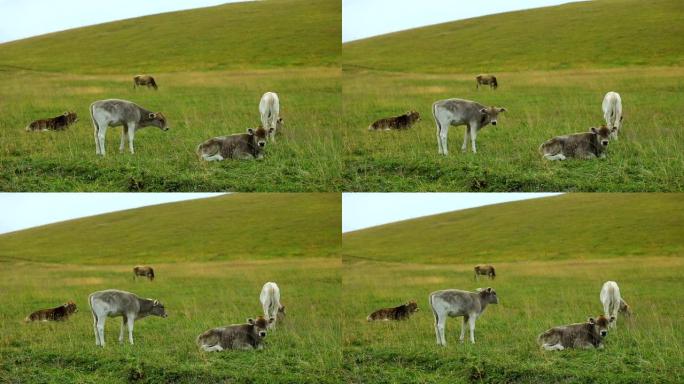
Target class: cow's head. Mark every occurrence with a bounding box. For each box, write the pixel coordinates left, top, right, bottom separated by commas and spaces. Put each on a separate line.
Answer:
248, 316, 273, 338
407, 110, 421, 123
588, 315, 614, 338
151, 299, 168, 318
65, 301, 78, 314
247, 127, 273, 149
63, 111, 78, 124
590, 125, 616, 147
148, 112, 169, 131
276, 117, 284, 131
406, 300, 419, 313
479, 107, 506, 126
619, 300, 632, 316
478, 287, 499, 304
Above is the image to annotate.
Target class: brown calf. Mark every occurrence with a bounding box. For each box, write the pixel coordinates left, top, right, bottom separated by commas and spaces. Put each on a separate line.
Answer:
25, 301, 78, 322
367, 300, 419, 321
133, 265, 155, 281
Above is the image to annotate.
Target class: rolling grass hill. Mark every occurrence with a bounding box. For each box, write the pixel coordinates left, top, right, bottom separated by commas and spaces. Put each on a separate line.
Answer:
0, 193, 341, 383
0, 193, 340, 264
343, 0, 684, 73
0, 0, 341, 191
342, 193, 684, 383
342, 193, 684, 264
341, 0, 684, 192
0, 0, 340, 74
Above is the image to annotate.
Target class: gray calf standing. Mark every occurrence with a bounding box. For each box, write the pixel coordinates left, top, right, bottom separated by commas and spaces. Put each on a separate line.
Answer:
90, 99, 168, 156
429, 287, 499, 345
432, 98, 506, 154
88, 289, 167, 347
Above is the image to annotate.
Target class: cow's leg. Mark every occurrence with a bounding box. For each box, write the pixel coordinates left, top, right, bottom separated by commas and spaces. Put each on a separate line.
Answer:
203, 153, 224, 161
92, 312, 100, 346
543, 343, 564, 351
435, 121, 444, 154
119, 125, 128, 153
97, 126, 107, 156
544, 152, 565, 161
127, 316, 135, 344
96, 316, 106, 347
93, 124, 101, 155
459, 315, 469, 342
470, 126, 478, 154
119, 315, 127, 343
439, 124, 449, 156
201, 343, 223, 352
434, 314, 446, 346
462, 125, 469, 153
127, 125, 136, 154
468, 315, 477, 343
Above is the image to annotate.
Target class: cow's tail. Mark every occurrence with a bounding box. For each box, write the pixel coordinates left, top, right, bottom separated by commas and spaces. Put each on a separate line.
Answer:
429, 292, 438, 326
88, 293, 98, 325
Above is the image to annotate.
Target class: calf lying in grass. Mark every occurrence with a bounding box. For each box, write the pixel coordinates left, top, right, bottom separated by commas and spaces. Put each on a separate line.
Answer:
367, 300, 419, 321
196, 127, 274, 161
538, 315, 615, 350
25, 301, 77, 322
539, 125, 616, 160
197, 316, 273, 351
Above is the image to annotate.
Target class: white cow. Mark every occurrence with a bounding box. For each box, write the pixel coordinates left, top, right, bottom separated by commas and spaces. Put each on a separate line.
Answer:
600, 281, 631, 328
259, 92, 281, 141
602, 91, 622, 140
259, 282, 285, 329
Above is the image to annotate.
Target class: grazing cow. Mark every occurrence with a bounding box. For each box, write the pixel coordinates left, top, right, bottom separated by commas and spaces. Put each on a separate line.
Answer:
196, 127, 273, 161
88, 289, 167, 347
133, 266, 155, 281
600, 281, 631, 328
259, 92, 281, 141
538, 315, 615, 350
474, 265, 496, 281
25, 301, 78, 322
432, 98, 507, 154
475, 74, 498, 90
368, 111, 421, 131
260, 282, 285, 329
196, 316, 273, 351
367, 300, 419, 321
133, 75, 158, 90
429, 287, 499, 345
90, 99, 168, 156
602, 91, 622, 140
25, 112, 78, 132
539, 125, 616, 160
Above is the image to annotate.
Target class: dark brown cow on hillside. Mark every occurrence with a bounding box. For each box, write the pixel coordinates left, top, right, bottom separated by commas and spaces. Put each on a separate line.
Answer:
133, 75, 158, 90
368, 111, 421, 130
474, 265, 496, 280
25, 112, 78, 132
133, 266, 155, 281
476, 74, 498, 90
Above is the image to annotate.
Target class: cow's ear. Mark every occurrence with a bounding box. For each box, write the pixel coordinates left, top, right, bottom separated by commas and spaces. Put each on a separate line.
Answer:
148, 113, 156, 119
486, 287, 492, 293
268, 127, 275, 133
499, 107, 507, 113
609, 316, 616, 323
479, 108, 488, 114
588, 317, 596, 324
153, 300, 159, 305
278, 117, 283, 123
247, 128, 255, 135
268, 317, 275, 324
247, 318, 255, 324
590, 127, 598, 134
611, 127, 618, 133
63, 112, 69, 116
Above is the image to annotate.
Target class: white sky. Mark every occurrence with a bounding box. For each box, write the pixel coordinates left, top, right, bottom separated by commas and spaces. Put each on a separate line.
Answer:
0, 0, 251, 43
342, 193, 562, 233
0, 193, 224, 234
343, 0, 584, 42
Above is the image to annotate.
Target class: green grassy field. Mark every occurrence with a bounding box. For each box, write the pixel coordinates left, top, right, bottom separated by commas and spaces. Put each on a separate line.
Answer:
0, 194, 341, 383
342, 194, 684, 383
342, 0, 684, 192
0, 0, 341, 192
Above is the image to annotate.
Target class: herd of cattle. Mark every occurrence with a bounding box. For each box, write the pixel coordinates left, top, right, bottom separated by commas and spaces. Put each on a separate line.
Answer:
25, 75, 284, 161
368, 74, 624, 160
367, 264, 632, 351
25, 266, 286, 351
